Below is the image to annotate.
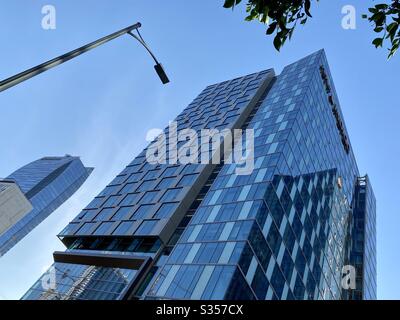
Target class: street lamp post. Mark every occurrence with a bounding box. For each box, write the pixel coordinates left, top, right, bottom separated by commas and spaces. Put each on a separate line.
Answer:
0, 22, 169, 93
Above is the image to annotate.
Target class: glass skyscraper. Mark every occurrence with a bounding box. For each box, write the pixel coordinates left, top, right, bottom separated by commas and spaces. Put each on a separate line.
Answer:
343, 175, 377, 300
0, 155, 93, 257
23, 50, 376, 300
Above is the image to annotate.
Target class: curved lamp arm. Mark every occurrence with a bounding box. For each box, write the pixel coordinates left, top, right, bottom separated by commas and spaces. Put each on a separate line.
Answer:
127, 30, 169, 84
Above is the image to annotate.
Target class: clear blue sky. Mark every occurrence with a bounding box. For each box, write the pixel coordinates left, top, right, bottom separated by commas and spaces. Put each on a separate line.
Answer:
0, 0, 398, 300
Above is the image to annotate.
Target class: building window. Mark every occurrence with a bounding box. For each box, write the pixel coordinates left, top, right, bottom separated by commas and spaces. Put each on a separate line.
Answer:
102, 195, 120, 208
99, 185, 119, 197
85, 197, 105, 209
94, 208, 114, 221
135, 220, 158, 236
154, 203, 177, 219
177, 174, 198, 187
207, 190, 222, 205
126, 173, 141, 183
162, 166, 179, 177
94, 222, 114, 235
278, 121, 288, 131
76, 210, 97, 221
119, 183, 136, 194
59, 223, 79, 236
133, 205, 152, 220
182, 164, 200, 175
202, 266, 235, 299
268, 143, 279, 154
113, 221, 135, 236
119, 193, 139, 206
144, 170, 160, 180
112, 207, 133, 221
110, 174, 127, 185
157, 177, 175, 189
137, 180, 156, 192
76, 222, 96, 235
140, 191, 159, 204
162, 188, 182, 202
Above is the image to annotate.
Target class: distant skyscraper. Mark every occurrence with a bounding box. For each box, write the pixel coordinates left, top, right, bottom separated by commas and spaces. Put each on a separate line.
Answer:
0, 181, 33, 237
23, 50, 376, 300
0, 155, 93, 256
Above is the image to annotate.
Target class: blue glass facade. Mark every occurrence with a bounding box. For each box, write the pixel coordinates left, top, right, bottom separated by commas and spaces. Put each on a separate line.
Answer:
22, 253, 147, 300
0, 156, 93, 256
23, 50, 376, 300
146, 50, 364, 300
343, 175, 377, 300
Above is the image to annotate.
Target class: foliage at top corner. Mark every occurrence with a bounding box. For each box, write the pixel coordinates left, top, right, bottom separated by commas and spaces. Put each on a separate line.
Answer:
223, 0, 400, 60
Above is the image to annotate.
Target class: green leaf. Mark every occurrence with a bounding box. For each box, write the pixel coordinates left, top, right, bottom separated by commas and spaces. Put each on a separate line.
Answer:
305, 0, 312, 17
273, 35, 282, 51
223, 0, 241, 9
388, 42, 399, 59
372, 37, 384, 48
375, 4, 389, 10
260, 6, 270, 24
387, 22, 398, 33
266, 22, 277, 35
387, 22, 399, 41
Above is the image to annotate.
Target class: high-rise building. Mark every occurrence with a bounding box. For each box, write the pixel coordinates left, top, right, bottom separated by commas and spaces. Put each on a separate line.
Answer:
0, 181, 33, 237
22, 50, 376, 300
0, 155, 93, 257
343, 175, 377, 300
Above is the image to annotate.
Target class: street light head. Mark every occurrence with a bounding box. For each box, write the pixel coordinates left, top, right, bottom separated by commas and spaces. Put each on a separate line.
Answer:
154, 63, 170, 85
127, 29, 169, 85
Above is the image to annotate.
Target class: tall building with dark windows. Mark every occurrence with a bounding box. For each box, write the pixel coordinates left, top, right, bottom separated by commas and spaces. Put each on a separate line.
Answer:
0, 155, 93, 256
23, 50, 376, 300
343, 175, 377, 300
